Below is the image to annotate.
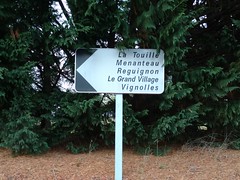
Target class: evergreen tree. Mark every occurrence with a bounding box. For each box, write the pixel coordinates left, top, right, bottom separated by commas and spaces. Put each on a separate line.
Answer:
0, 0, 240, 154
183, 0, 240, 144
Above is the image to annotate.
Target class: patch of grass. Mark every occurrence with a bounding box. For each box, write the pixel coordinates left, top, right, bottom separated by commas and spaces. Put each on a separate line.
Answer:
135, 145, 152, 155
134, 144, 171, 156
158, 163, 168, 169
153, 145, 171, 156
66, 140, 99, 154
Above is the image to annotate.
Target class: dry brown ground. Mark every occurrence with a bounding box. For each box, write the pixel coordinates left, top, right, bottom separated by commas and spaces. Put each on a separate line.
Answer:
0, 145, 240, 180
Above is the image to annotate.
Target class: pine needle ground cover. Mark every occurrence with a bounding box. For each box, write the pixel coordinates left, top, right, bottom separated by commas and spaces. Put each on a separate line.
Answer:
0, 145, 240, 179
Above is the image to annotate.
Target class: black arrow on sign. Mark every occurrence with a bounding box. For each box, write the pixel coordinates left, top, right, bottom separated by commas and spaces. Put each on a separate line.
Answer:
75, 49, 97, 92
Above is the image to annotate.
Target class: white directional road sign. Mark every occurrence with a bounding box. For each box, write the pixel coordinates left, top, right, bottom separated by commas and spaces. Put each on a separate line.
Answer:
75, 48, 164, 94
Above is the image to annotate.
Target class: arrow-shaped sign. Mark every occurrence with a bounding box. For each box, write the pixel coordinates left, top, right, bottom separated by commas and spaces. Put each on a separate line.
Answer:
75, 48, 164, 94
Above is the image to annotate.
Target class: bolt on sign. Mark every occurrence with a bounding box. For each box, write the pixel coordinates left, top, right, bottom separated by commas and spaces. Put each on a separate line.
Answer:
75, 48, 164, 94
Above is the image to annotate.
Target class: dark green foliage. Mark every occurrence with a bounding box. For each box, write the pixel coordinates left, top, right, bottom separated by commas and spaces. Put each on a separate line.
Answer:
123, 100, 148, 146
1, 108, 49, 155
151, 103, 202, 142
66, 142, 88, 154
0, 0, 240, 155
230, 138, 240, 150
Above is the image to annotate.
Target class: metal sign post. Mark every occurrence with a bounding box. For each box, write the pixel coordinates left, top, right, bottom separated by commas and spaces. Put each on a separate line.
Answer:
75, 48, 165, 180
115, 94, 123, 180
